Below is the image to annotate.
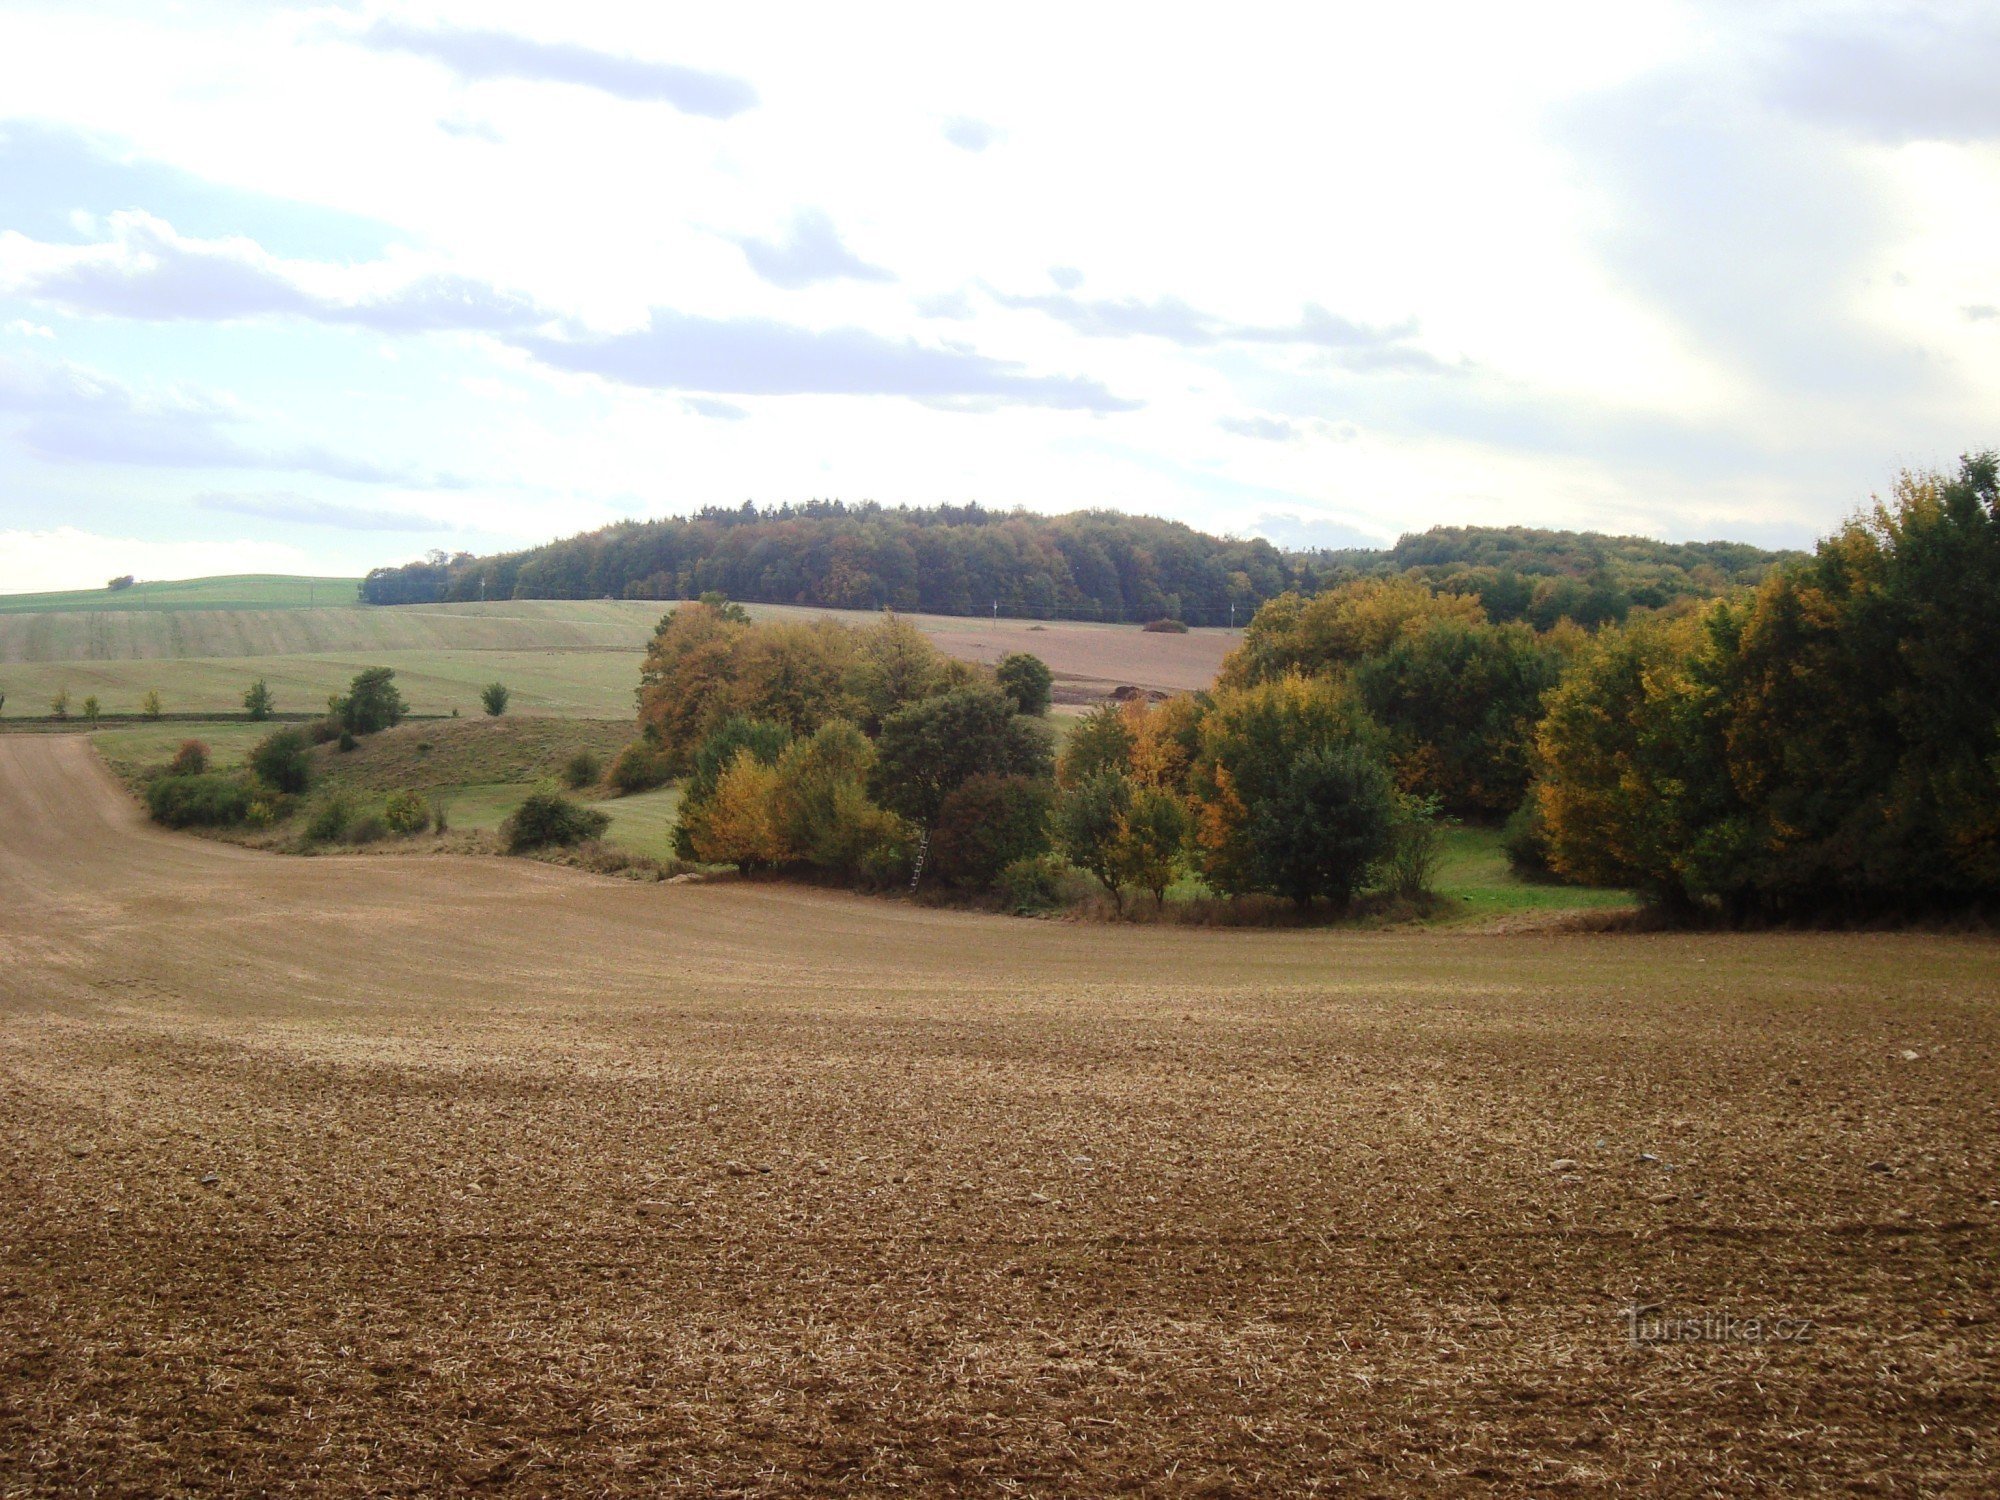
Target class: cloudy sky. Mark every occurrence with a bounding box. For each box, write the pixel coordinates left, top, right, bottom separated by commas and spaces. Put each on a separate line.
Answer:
1, 1, 1996, 591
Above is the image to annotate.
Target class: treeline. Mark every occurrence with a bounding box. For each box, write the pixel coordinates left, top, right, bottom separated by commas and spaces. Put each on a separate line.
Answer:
360, 502, 1791, 628
1295, 526, 1792, 630
1224, 455, 1999, 919
626, 600, 1445, 913
1529, 455, 2000, 919
361, 503, 1293, 624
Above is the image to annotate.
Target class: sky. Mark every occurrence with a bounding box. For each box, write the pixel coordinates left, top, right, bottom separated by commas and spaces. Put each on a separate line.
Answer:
1, 0, 1996, 592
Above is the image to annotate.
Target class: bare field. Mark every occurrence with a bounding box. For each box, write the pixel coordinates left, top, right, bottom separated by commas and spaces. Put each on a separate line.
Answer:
0, 598, 1236, 718
1, 735, 1995, 1495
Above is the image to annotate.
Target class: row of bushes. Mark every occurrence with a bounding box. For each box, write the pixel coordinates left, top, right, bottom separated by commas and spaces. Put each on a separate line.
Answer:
643, 607, 1448, 912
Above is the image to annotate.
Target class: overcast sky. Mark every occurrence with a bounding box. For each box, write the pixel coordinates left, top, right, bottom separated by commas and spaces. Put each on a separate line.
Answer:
1, 1, 1996, 591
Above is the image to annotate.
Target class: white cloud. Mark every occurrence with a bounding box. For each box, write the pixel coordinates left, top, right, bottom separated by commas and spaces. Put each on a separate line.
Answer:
0, 0, 1991, 587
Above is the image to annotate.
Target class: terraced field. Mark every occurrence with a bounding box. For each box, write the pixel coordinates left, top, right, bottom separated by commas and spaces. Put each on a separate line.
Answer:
2, 733, 1995, 1494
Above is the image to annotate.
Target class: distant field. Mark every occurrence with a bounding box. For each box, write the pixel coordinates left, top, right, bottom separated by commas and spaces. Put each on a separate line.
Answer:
0, 587, 1237, 718
0, 573, 361, 614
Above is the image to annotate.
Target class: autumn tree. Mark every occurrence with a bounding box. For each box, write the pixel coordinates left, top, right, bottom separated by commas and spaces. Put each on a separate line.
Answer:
872, 686, 1052, 828
689, 750, 790, 872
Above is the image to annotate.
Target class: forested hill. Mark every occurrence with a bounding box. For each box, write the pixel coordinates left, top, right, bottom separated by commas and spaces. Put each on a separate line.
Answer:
361, 502, 1797, 628
1295, 525, 1798, 629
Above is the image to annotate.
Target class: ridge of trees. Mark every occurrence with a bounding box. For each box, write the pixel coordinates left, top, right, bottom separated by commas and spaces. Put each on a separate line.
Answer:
360, 502, 1793, 628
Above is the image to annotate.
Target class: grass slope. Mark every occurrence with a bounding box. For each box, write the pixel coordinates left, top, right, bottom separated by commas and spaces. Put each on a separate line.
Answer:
0, 574, 361, 614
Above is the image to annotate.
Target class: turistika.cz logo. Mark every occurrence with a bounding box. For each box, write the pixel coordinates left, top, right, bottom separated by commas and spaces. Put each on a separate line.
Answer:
1621, 1306, 1816, 1345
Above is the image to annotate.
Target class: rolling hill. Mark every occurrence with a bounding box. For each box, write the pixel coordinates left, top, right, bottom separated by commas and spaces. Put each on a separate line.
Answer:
0, 573, 362, 614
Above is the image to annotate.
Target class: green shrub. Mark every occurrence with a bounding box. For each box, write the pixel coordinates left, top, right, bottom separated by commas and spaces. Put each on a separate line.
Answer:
168, 740, 210, 777
146, 773, 250, 828
931, 774, 1052, 888
1143, 618, 1190, 633
994, 854, 1076, 914
140, 689, 163, 720
346, 814, 387, 845
501, 791, 610, 853
81, 695, 101, 725
330, 666, 406, 735
383, 789, 430, 836
243, 679, 274, 721
431, 799, 450, 834
1502, 795, 1556, 880
306, 715, 342, 746
337, 730, 356, 753
1382, 793, 1447, 898
994, 652, 1054, 716
481, 681, 510, 717
562, 750, 602, 790
248, 728, 310, 795
856, 837, 916, 891
304, 794, 353, 843
606, 741, 672, 794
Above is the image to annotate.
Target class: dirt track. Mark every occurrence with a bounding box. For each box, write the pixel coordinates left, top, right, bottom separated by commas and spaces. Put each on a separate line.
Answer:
2, 735, 1996, 1494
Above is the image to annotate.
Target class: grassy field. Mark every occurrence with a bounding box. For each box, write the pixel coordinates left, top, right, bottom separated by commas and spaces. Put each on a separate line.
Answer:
0, 581, 1236, 721
1432, 824, 1632, 918
3, 732, 1994, 1494
0, 573, 361, 614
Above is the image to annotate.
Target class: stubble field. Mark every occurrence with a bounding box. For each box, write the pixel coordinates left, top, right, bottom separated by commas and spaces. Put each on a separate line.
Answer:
1, 733, 1995, 1495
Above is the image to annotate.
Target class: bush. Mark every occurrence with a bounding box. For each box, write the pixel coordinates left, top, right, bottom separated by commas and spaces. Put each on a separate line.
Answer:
1246, 744, 1400, 909
431, 798, 450, 834
146, 773, 250, 828
931, 774, 1052, 889
337, 730, 356, 753
606, 741, 672, 794
382, 789, 430, 835
770, 721, 904, 878
481, 681, 510, 716
330, 666, 406, 735
81, 695, 101, 724
306, 715, 342, 746
1502, 795, 1556, 880
168, 740, 210, 777
346, 814, 387, 845
562, 750, 602, 790
872, 686, 1053, 828
140, 689, 163, 720
501, 791, 610, 853
304, 794, 353, 844
1054, 769, 1136, 910
1382, 793, 1447, 898
994, 652, 1054, 716
856, 837, 916, 891
993, 854, 1077, 914
248, 728, 310, 795
685, 750, 787, 871
243, 679, 274, 721
1143, 618, 1190, 633
49, 688, 69, 720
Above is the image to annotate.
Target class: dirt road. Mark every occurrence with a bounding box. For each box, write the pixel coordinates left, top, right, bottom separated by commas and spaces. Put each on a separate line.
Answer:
1, 735, 1995, 1494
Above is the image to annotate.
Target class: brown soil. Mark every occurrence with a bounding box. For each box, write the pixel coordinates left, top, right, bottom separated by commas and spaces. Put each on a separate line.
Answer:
2, 735, 1995, 1495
